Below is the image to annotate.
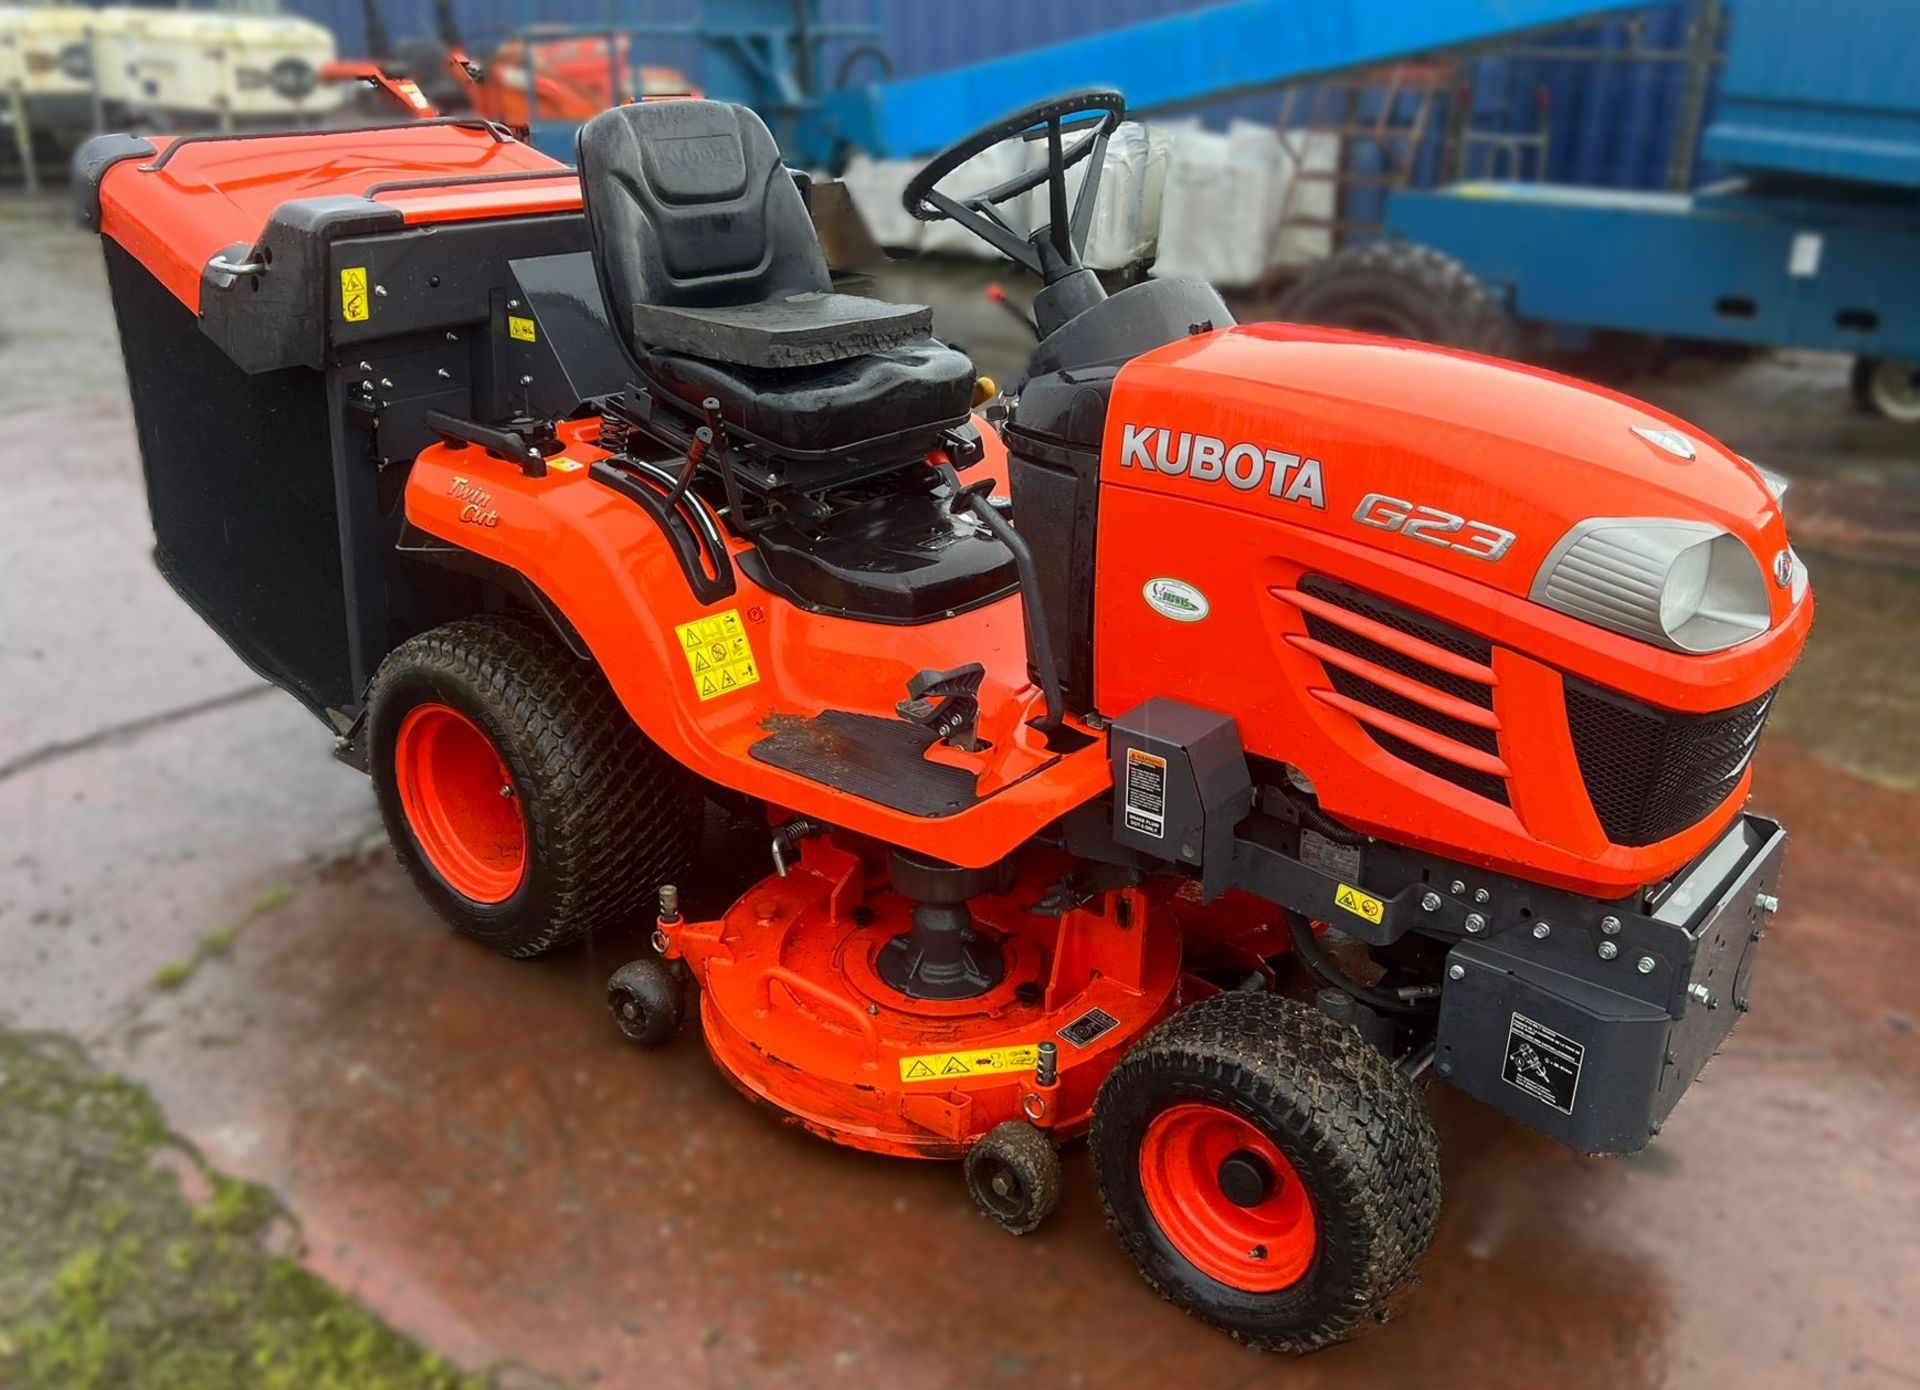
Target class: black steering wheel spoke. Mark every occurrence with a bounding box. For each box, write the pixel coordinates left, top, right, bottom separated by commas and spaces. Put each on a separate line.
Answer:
903, 89, 1125, 283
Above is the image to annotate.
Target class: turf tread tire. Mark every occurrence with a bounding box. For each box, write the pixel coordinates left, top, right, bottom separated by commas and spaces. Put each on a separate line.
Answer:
1090, 991, 1441, 1355
1280, 241, 1515, 358
369, 616, 700, 958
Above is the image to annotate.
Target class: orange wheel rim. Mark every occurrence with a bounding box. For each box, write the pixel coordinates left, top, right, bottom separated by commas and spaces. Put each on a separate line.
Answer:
1138, 1103, 1317, 1292
392, 703, 526, 904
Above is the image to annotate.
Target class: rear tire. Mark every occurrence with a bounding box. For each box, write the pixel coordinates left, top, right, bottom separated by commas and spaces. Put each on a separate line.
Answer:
1090, 991, 1441, 1355
368, 616, 700, 957
1279, 241, 1515, 358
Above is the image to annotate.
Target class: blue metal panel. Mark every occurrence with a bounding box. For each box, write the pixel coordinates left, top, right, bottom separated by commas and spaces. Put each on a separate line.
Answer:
1387, 182, 1920, 357
281, 0, 1723, 191
811, 0, 1655, 157
1703, 0, 1920, 187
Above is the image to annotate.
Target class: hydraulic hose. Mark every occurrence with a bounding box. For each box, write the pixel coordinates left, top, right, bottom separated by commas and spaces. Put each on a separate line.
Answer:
1286, 911, 1436, 1017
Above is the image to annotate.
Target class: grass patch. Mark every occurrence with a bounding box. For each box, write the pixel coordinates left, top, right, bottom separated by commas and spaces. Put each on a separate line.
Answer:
0, 1032, 487, 1390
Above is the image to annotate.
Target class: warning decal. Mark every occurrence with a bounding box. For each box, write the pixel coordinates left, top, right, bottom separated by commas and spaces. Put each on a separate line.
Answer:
899, 1044, 1039, 1084
1122, 747, 1167, 838
340, 266, 369, 323
1502, 1012, 1584, 1115
673, 609, 761, 702
508, 314, 538, 342
1334, 883, 1385, 925
1058, 1006, 1121, 1049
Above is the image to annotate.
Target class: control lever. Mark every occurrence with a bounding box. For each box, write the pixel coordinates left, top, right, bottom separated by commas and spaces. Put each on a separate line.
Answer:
935, 465, 1065, 733
985, 283, 1040, 340
897, 664, 986, 751
424, 408, 553, 478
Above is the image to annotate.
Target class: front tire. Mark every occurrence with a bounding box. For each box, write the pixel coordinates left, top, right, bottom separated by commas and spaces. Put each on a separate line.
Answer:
1090, 992, 1441, 1355
368, 616, 700, 957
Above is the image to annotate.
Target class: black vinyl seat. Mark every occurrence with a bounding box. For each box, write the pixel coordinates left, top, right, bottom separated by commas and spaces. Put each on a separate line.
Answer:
576, 100, 974, 464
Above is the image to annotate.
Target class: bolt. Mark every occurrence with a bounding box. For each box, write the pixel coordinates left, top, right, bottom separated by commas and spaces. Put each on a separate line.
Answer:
1248, 1244, 1268, 1261
357, 359, 372, 372
508, 298, 521, 309
374, 284, 387, 297
1598, 941, 1619, 961
379, 377, 393, 389
445, 331, 459, 342
1450, 879, 1466, 894
1465, 913, 1486, 934
1036, 1040, 1059, 1086
1636, 955, 1656, 974
1532, 922, 1551, 940
519, 374, 534, 386
436, 367, 451, 379
868, 1002, 879, 1016
1447, 963, 1466, 981
1473, 888, 1490, 904
1601, 915, 1622, 936
1649, 1119, 1663, 1136
1735, 996, 1750, 1013
658, 883, 681, 924
1420, 891, 1442, 912
498, 783, 513, 798
1664, 1049, 1677, 1065
1756, 892, 1779, 914
1435, 1061, 1453, 1078
1687, 983, 1715, 1008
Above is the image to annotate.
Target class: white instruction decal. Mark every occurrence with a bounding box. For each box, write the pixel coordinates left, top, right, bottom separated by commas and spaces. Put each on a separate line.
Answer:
1122, 748, 1167, 838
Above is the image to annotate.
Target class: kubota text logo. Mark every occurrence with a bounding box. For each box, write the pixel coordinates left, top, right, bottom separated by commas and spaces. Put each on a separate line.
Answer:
1119, 423, 1326, 509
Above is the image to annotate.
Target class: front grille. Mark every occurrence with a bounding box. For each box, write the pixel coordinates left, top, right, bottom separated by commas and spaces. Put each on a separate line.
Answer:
1294, 578, 1508, 804
1565, 679, 1777, 846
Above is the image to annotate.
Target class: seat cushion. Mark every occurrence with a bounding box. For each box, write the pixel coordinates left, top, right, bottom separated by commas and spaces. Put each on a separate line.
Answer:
643, 341, 975, 459
628, 291, 936, 368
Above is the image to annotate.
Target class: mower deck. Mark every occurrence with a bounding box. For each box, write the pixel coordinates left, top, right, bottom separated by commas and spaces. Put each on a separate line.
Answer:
661, 839, 1187, 1156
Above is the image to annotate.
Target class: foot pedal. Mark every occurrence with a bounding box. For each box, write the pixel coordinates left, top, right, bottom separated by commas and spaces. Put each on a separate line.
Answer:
895, 663, 985, 751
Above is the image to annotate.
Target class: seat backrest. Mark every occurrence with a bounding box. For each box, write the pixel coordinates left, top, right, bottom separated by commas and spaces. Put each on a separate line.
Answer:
577, 100, 830, 350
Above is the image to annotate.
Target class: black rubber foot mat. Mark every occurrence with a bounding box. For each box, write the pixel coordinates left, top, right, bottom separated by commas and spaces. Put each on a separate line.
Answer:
750, 710, 981, 817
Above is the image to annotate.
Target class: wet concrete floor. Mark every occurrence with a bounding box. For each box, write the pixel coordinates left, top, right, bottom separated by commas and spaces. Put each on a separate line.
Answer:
3, 193, 1919, 1387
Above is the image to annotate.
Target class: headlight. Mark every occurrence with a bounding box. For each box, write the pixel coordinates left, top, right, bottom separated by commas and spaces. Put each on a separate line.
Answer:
1532, 518, 1771, 654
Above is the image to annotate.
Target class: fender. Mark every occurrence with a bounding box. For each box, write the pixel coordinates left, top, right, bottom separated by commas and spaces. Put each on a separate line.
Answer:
401, 419, 1111, 867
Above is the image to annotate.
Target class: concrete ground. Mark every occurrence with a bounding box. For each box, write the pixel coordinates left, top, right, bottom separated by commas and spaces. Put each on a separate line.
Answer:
3, 190, 1918, 1388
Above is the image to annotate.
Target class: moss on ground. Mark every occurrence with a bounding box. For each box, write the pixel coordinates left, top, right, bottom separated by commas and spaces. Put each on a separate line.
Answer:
150, 884, 297, 991
0, 1031, 484, 1390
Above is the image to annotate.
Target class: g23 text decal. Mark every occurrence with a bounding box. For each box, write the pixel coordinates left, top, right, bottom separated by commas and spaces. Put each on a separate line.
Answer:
1352, 492, 1515, 562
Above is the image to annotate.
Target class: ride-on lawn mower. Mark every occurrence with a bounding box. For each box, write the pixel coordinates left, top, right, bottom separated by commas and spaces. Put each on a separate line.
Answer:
81, 89, 1810, 1352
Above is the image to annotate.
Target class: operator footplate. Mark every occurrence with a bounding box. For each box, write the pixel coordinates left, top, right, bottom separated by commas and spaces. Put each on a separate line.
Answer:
750, 709, 988, 816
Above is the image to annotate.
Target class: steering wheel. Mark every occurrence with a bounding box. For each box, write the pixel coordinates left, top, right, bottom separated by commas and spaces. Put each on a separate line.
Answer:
903, 90, 1125, 283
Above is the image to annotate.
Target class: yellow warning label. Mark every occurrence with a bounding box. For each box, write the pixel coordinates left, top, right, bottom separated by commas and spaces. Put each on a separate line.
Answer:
508, 314, 537, 342
674, 608, 760, 702
340, 266, 369, 323
548, 456, 583, 473
1334, 883, 1385, 925
899, 1044, 1039, 1084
